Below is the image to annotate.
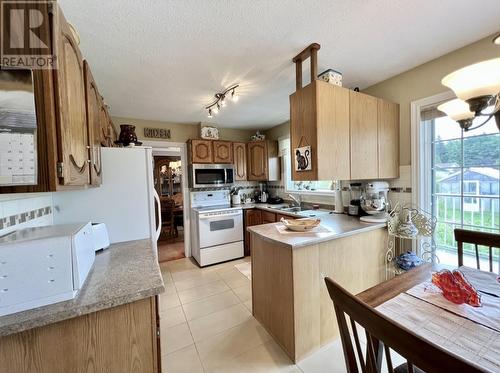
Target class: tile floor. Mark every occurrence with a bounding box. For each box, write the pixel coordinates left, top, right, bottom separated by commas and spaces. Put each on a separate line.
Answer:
159, 257, 403, 372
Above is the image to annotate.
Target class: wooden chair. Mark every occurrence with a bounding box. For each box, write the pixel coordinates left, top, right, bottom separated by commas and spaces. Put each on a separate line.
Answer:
454, 228, 500, 272
160, 198, 177, 240
324, 277, 485, 373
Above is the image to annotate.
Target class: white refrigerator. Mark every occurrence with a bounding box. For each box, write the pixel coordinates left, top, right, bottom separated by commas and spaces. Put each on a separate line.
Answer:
53, 147, 161, 250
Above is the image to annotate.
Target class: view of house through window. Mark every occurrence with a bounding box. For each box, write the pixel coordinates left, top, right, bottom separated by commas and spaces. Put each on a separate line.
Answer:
422, 107, 500, 271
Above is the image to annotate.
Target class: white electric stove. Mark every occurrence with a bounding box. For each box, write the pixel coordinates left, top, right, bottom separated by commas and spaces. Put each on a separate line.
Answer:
190, 190, 244, 267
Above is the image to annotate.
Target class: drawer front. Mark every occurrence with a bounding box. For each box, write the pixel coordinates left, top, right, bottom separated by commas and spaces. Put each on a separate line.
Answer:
0, 237, 73, 308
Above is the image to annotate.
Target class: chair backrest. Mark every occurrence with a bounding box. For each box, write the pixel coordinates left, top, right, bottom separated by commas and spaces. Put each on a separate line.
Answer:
454, 228, 500, 272
161, 198, 176, 223
324, 277, 485, 373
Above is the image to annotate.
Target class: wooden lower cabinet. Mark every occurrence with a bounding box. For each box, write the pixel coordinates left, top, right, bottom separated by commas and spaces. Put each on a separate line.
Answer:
261, 210, 277, 224
0, 297, 160, 373
276, 213, 291, 222
251, 228, 387, 362
243, 209, 262, 256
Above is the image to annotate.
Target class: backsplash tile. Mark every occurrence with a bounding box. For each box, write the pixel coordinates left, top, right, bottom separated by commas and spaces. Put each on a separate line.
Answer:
0, 193, 53, 236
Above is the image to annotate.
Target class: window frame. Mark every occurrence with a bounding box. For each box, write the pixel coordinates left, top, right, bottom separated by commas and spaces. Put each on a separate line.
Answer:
279, 136, 336, 196
412, 92, 500, 266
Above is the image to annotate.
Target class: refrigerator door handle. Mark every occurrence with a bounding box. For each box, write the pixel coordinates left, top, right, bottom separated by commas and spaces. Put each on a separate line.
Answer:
153, 190, 162, 240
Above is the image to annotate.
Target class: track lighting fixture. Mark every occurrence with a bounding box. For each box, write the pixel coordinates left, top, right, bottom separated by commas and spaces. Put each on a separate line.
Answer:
206, 84, 239, 117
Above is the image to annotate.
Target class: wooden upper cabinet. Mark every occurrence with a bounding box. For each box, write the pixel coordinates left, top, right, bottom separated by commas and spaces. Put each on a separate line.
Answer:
53, 10, 90, 186
290, 80, 350, 181
316, 82, 350, 180
213, 141, 233, 163
378, 99, 399, 179
190, 139, 213, 164
83, 61, 102, 186
233, 142, 247, 181
349, 91, 378, 180
247, 141, 268, 181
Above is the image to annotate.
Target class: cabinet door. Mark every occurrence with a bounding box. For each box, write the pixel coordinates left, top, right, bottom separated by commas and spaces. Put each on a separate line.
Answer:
53, 12, 90, 186
378, 99, 399, 178
247, 141, 268, 181
83, 61, 102, 186
261, 211, 276, 224
350, 91, 378, 180
191, 140, 213, 163
316, 82, 351, 180
233, 142, 247, 181
213, 141, 233, 163
244, 209, 262, 256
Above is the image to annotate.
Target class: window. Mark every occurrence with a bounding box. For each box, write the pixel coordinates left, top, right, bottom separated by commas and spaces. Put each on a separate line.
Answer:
279, 137, 335, 194
419, 104, 500, 270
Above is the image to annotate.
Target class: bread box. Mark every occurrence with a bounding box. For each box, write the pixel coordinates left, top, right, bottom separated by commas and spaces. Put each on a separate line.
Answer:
0, 222, 95, 316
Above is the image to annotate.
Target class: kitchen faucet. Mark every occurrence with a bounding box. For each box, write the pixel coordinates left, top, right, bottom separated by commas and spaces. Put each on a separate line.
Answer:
287, 193, 302, 207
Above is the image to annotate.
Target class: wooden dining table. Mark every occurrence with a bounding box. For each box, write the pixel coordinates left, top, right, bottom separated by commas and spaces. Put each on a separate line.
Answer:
357, 263, 436, 307
357, 263, 500, 372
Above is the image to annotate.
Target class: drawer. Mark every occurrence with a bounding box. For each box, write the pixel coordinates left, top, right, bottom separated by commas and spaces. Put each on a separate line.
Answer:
0, 264, 73, 308
0, 236, 72, 271
0, 236, 74, 310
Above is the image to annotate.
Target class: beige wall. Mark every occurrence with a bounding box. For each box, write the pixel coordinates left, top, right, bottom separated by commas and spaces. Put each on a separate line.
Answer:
364, 34, 500, 165
112, 116, 256, 143
265, 121, 290, 141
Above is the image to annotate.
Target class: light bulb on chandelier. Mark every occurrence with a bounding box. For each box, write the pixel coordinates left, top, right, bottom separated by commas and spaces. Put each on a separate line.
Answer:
205, 84, 239, 118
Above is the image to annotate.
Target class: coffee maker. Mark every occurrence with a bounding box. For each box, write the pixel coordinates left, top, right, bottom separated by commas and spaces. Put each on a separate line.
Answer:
359, 181, 390, 223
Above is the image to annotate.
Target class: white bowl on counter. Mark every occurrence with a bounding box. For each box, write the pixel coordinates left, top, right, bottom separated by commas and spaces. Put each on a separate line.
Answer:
280, 217, 321, 232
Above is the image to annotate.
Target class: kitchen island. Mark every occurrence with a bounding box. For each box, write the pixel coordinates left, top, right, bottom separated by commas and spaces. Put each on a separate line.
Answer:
248, 214, 387, 362
0, 239, 164, 373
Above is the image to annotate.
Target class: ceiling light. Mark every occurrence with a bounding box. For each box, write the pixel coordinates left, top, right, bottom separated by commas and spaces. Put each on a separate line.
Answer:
231, 89, 238, 102
440, 58, 500, 131
441, 58, 500, 111
205, 84, 239, 117
438, 99, 475, 129
494, 34, 500, 45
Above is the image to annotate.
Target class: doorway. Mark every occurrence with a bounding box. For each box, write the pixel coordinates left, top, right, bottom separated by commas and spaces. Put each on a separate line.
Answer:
143, 141, 190, 263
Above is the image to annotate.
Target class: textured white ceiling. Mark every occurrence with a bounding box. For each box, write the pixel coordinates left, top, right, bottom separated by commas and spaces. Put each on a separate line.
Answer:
59, 0, 500, 129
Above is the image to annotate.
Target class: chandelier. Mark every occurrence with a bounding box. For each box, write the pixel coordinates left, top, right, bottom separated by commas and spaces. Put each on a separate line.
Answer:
206, 84, 239, 118
438, 34, 500, 131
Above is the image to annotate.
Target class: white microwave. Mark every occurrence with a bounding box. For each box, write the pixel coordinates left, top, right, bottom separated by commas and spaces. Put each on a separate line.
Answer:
189, 164, 234, 188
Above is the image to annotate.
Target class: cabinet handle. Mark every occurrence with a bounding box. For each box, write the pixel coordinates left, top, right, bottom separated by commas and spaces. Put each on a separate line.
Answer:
93, 162, 102, 176
69, 154, 88, 174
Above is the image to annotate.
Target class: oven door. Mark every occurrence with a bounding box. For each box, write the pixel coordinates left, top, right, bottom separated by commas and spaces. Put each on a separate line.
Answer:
198, 211, 243, 248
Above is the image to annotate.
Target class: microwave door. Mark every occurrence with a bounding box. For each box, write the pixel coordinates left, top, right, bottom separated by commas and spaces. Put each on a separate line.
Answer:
195, 168, 225, 187
225, 168, 234, 184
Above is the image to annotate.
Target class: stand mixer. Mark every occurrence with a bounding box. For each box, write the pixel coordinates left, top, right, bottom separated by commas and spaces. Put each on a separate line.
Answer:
359, 181, 390, 223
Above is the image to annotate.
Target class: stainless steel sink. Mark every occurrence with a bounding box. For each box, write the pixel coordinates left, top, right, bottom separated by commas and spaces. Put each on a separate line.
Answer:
279, 206, 302, 213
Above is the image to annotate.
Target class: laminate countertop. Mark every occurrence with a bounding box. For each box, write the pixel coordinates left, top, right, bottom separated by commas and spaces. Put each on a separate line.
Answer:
0, 239, 164, 337
247, 213, 387, 249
